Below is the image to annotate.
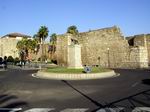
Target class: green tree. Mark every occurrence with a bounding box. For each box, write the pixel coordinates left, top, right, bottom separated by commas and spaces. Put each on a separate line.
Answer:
33, 34, 41, 44
26, 39, 38, 52
16, 38, 26, 50
50, 33, 57, 44
67, 25, 78, 35
17, 38, 38, 60
37, 26, 49, 44
37, 26, 49, 61
49, 33, 57, 58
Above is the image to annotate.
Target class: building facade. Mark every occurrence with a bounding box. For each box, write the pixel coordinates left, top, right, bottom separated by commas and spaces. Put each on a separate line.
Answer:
0, 33, 31, 58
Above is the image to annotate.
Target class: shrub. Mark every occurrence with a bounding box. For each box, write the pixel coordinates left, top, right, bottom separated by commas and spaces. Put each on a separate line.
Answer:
14, 57, 20, 65
51, 60, 57, 64
7, 56, 14, 62
38, 58, 41, 61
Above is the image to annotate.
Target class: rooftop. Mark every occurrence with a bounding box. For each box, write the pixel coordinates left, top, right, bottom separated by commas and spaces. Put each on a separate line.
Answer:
1, 32, 31, 38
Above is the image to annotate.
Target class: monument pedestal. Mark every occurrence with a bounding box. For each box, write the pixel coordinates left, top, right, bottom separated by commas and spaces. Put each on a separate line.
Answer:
67, 45, 83, 69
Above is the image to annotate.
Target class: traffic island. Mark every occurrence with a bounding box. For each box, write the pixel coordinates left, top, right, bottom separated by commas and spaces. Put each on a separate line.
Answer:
34, 67, 119, 80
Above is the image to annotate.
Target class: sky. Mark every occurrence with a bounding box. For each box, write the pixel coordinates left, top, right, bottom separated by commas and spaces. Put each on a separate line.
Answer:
0, 0, 150, 40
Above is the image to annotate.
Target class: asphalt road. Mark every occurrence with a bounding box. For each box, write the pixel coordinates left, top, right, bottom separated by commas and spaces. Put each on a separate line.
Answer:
0, 68, 150, 112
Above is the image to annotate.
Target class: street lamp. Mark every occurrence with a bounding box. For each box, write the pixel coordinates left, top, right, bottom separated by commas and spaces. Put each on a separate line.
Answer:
34, 47, 37, 54
98, 56, 101, 67
107, 48, 110, 68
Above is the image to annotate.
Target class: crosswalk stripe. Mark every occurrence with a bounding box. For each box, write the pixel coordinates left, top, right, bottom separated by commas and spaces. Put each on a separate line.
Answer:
23, 108, 55, 112
0, 108, 22, 111
60, 108, 89, 112
0, 108, 89, 112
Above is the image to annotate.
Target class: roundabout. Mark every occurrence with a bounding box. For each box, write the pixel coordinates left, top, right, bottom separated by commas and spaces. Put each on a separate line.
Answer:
33, 70, 119, 80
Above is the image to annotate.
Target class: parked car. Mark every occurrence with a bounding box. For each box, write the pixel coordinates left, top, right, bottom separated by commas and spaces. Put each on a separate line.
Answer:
0, 57, 4, 68
0, 57, 3, 65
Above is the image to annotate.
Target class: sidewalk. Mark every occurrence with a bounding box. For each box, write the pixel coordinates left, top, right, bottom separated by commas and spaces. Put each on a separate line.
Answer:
7, 63, 58, 70
34, 70, 119, 80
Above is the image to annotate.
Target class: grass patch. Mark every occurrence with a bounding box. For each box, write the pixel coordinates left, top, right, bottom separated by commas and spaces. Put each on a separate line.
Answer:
45, 67, 111, 74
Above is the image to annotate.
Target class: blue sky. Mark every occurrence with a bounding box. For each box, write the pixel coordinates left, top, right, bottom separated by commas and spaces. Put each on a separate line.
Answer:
0, 0, 150, 40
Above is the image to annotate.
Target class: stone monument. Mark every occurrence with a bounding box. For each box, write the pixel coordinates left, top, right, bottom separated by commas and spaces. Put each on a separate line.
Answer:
67, 39, 83, 69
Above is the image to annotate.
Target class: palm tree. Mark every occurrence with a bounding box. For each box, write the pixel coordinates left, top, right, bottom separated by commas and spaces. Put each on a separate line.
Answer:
17, 38, 38, 61
37, 26, 49, 44
50, 33, 57, 59
67, 25, 78, 35
50, 33, 57, 45
37, 26, 49, 61
16, 39, 25, 50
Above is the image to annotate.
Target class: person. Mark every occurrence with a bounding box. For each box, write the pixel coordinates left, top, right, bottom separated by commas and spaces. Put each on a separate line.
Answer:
20, 49, 26, 68
3, 56, 7, 70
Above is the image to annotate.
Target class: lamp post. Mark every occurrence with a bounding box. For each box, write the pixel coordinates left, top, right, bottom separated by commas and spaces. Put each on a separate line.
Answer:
107, 48, 110, 68
34, 47, 37, 54
98, 56, 101, 67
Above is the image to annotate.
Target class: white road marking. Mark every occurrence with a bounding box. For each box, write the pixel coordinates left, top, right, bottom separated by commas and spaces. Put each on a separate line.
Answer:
0, 108, 89, 112
0, 108, 22, 112
31, 74, 39, 78
60, 108, 89, 112
97, 108, 124, 112
131, 82, 140, 87
112, 73, 120, 77
24, 108, 55, 112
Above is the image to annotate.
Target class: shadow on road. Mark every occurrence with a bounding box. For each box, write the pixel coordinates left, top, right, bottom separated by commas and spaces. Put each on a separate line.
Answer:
62, 80, 150, 112
0, 94, 28, 112
61, 80, 104, 108
92, 89, 150, 112
142, 79, 150, 85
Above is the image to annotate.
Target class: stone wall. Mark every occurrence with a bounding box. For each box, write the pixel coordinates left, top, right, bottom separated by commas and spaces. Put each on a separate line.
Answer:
127, 34, 150, 65
56, 26, 127, 68
56, 35, 70, 66
0, 37, 51, 61
76, 26, 130, 68
0, 38, 19, 58
122, 46, 148, 68
56, 26, 149, 68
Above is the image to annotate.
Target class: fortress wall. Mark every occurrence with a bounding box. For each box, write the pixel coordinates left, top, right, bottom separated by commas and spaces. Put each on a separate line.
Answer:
127, 34, 150, 65
76, 26, 129, 68
55, 26, 149, 68
56, 35, 70, 66
56, 26, 130, 68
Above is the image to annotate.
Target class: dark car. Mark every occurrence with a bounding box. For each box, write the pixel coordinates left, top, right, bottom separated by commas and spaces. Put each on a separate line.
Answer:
0, 57, 3, 65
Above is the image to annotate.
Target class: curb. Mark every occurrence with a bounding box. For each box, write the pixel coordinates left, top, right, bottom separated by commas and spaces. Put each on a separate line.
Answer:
0, 69, 7, 71
34, 70, 119, 80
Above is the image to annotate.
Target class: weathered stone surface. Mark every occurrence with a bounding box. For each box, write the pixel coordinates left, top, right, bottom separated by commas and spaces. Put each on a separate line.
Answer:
67, 45, 83, 69
0, 27, 149, 68
56, 26, 149, 68
0, 38, 19, 58
127, 34, 150, 65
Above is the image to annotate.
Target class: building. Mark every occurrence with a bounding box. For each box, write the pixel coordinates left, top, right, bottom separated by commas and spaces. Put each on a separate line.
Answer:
0, 33, 31, 58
